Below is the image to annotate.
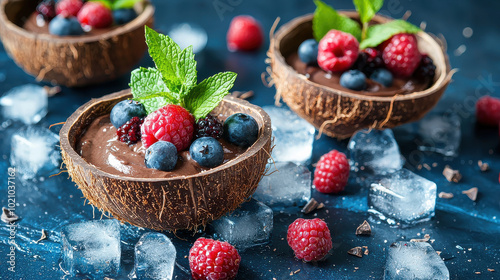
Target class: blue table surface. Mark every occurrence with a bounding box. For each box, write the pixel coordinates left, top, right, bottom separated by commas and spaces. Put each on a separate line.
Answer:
1, 0, 499, 279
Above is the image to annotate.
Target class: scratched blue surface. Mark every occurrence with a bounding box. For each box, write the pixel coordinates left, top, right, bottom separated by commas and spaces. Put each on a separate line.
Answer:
0, 0, 499, 279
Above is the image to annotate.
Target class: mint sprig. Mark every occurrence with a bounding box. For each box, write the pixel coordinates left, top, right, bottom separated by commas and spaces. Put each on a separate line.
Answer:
360, 20, 421, 49
313, 0, 361, 42
90, 0, 142, 10
130, 27, 237, 120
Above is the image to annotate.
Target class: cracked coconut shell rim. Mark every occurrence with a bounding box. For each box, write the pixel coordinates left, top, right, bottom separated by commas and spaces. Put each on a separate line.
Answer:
60, 90, 272, 231
0, 0, 154, 87
268, 11, 453, 139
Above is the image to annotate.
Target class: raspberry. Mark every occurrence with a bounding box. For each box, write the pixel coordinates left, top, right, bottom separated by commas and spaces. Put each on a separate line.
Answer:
227, 15, 263, 52
380, 33, 422, 78
141, 104, 195, 151
287, 218, 333, 262
195, 115, 223, 139
117, 117, 143, 145
353, 47, 384, 76
414, 54, 436, 81
313, 150, 350, 194
37, 0, 56, 21
56, 0, 83, 17
189, 238, 241, 280
476, 96, 500, 126
77, 2, 113, 29
317, 30, 359, 72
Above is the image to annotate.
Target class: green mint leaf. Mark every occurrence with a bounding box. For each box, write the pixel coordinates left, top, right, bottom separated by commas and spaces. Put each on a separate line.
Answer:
360, 19, 421, 49
353, 0, 383, 24
313, 0, 362, 41
112, 0, 142, 9
176, 45, 197, 98
89, 0, 113, 9
184, 72, 237, 119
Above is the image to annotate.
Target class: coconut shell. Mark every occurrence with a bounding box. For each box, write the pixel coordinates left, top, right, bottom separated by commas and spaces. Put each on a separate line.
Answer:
60, 90, 272, 231
0, 0, 154, 87
268, 12, 453, 139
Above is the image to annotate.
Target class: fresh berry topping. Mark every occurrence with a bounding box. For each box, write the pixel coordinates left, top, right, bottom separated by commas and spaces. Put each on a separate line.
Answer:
37, 0, 56, 21
287, 218, 333, 262
77, 2, 113, 29
317, 30, 359, 72
56, 0, 83, 17
48, 15, 84, 36
353, 47, 384, 76
141, 104, 195, 151
298, 39, 319, 65
476, 96, 500, 126
144, 141, 178, 171
380, 33, 421, 78
313, 149, 349, 194
227, 15, 263, 52
189, 137, 224, 168
340, 70, 366, 91
370, 68, 394, 87
223, 113, 259, 147
414, 54, 436, 81
116, 117, 143, 145
110, 100, 147, 129
195, 115, 223, 139
189, 238, 241, 280
112, 8, 137, 25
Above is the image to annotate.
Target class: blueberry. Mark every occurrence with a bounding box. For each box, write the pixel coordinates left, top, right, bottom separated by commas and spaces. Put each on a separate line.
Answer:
113, 8, 137, 25
340, 70, 367, 91
189, 137, 224, 168
298, 39, 318, 65
110, 100, 147, 129
223, 113, 259, 147
370, 68, 393, 87
48, 15, 84, 36
145, 141, 178, 171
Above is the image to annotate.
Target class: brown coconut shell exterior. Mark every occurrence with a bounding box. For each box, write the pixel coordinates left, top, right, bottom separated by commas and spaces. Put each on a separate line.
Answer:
60, 90, 272, 231
0, 0, 154, 87
268, 12, 453, 139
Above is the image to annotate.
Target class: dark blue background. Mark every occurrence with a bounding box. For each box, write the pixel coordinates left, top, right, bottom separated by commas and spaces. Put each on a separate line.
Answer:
1, 0, 499, 279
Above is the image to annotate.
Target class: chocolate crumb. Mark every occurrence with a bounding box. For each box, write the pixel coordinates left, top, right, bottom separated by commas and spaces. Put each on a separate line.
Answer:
302, 198, 320, 214
438, 192, 454, 199
423, 163, 431, 171
44, 85, 62, 97
1, 207, 19, 223
436, 251, 442, 255
35, 229, 48, 244
363, 246, 369, 255
410, 234, 430, 242
462, 187, 478, 201
488, 268, 495, 272
432, 162, 438, 167
443, 166, 462, 183
478, 160, 490, 172
356, 220, 372, 236
475, 272, 481, 275
348, 247, 364, 258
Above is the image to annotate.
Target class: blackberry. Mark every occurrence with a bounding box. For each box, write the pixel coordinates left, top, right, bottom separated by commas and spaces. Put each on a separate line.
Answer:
117, 117, 143, 145
414, 54, 436, 81
353, 48, 384, 76
37, 0, 56, 21
195, 115, 223, 139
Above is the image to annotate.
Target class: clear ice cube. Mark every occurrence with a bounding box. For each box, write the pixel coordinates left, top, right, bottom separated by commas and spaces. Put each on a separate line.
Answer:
130, 232, 176, 280
384, 241, 450, 280
0, 84, 48, 124
348, 129, 404, 173
263, 106, 315, 164
253, 162, 311, 208
211, 199, 273, 250
10, 126, 61, 180
61, 219, 121, 278
417, 113, 461, 157
368, 169, 436, 225
168, 23, 207, 53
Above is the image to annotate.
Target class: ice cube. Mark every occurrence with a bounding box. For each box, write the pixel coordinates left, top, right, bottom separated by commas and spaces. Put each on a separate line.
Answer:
417, 113, 461, 157
0, 84, 48, 124
168, 23, 207, 53
348, 129, 404, 173
211, 199, 273, 250
10, 126, 61, 180
262, 106, 315, 164
61, 219, 121, 278
253, 162, 311, 208
368, 169, 436, 225
384, 241, 450, 280
130, 232, 176, 280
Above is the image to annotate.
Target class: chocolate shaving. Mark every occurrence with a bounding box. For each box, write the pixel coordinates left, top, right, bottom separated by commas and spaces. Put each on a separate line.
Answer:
363, 246, 369, 255
1, 207, 19, 223
442, 166, 462, 183
478, 160, 490, 172
462, 187, 478, 201
35, 229, 48, 244
348, 247, 364, 258
438, 192, 454, 199
410, 234, 430, 242
488, 268, 495, 272
355, 220, 372, 236
301, 198, 320, 214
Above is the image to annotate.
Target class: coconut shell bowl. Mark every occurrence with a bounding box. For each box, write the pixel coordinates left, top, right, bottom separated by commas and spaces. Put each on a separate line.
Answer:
0, 0, 154, 87
268, 12, 453, 139
60, 90, 272, 231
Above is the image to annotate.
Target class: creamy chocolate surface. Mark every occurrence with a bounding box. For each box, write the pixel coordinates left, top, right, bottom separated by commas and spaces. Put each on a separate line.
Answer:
77, 115, 246, 178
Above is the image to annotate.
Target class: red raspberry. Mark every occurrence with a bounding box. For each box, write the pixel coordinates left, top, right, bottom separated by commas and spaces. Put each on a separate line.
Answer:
380, 33, 422, 78
287, 218, 333, 262
56, 0, 83, 17
117, 117, 143, 145
313, 150, 350, 194
141, 104, 195, 151
317, 30, 359, 72
227, 15, 263, 52
77, 2, 113, 29
476, 96, 500, 126
189, 238, 241, 280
